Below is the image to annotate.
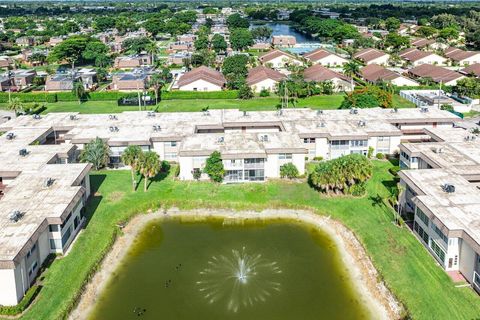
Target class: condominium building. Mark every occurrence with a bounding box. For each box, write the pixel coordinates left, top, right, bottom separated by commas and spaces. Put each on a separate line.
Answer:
398, 127, 480, 292
0, 127, 91, 306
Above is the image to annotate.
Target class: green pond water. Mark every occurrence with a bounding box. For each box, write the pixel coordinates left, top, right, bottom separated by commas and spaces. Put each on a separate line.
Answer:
89, 218, 374, 320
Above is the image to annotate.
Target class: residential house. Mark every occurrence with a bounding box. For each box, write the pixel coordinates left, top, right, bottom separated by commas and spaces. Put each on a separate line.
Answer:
15, 36, 34, 47
411, 38, 448, 51
246, 66, 286, 93
399, 48, 447, 66
272, 35, 296, 47
303, 49, 349, 67
360, 64, 419, 86
45, 69, 97, 92
177, 66, 226, 91
444, 47, 480, 66
303, 65, 354, 92
0, 56, 13, 69
111, 68, 151, 91
353, 48, 390, 65
10, 69, 37, 89
461, 63, 480, 77
259, 49, 303, 70
114, 54, 152, 69
408, 64, 465, 86
167, 41, 194, 54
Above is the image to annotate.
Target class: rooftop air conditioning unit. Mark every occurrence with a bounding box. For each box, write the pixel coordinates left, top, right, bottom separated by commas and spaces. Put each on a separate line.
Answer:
358, 120, 366, 127
350, 108, 358, 114
19, 148, 28, 156
317, 121, 326, 128
69, 114, 78, 120
32, 114, 41, 120
217, 136, 224, 143
109, 114, 118, 120
43, 177, 55, 188
420, 107, 429, 113
260, 134, 269, 142
316, 110, 323, 115
242, 111, 248, 117
153, 125, 161, 132
6, 132, 15, 140
203, 110, 210, 116
442, 183, 455, 193
147, 112, 156, 118
9, 210, 24, 223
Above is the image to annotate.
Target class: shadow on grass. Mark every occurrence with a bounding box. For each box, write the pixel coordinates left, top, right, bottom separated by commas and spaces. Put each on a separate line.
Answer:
134, 170, 169, 191
83, 174, 106, 228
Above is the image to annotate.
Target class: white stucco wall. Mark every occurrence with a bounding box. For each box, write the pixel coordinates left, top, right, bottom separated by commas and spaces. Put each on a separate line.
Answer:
250, 79, 278, 93
391, 76, 419, 87
459, 239, 477, 284
178, 79, 222, 91
0, 268, 20, 306
316, 56, 348, 67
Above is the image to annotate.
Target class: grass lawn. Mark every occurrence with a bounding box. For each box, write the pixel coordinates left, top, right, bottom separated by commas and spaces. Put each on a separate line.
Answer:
0, 93, 414, 114
11, 161, 480, 320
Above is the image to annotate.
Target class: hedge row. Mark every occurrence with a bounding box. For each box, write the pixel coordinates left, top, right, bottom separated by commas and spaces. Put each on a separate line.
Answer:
0, 91, 148, 103
161, 90, 238, 100
393, 85, 453, 93
0, 285, 40, 316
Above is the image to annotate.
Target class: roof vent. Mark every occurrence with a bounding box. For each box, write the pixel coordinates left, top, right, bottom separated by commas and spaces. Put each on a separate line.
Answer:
350, 108, 359, 115
19, 148, 28, 156
242, 111, 248, 117
153, 125, 161, 132
465, 135, 476, 141
32, 114, 41, 120
442, 183, 455, 193
317, 121, 326, 128
391, 108, 398, 113
6, 132, 15, 140
357, 120, 366, 127
217, 136, 225, 143
147, 111, 156, 118
316, 110, 323, 116
69, 114, 78, 120
420, 106, 429, 113
9, 210, 24, 223
260, 134, 269, 142
43, 177, 55, 188
109, 126, 119, 132
433, 147, 443, 153
108, 114, 118, 120
276, 109, 283, 116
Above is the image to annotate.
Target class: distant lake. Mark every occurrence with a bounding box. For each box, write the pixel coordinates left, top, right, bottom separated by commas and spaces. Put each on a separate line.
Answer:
251, 22, 317, 43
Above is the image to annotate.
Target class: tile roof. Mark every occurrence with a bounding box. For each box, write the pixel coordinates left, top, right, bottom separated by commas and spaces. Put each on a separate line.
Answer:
177, 66, 226, 87
246, 66, 286, 86
303, 64, 351, 82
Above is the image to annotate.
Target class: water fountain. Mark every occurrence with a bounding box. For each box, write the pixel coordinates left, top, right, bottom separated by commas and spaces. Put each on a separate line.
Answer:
196, 246, 282, 313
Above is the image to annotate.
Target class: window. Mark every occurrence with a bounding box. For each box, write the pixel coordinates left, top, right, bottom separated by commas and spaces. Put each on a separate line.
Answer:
50, 239, 61, 250
414, 221, 429, 244
49, 225, 60, 232
28, 261, 38, 277
433, 224, 448, 243
303, 138, 315, 144
164, 152, 177, 160
27, 243, 37, 258
165, 141, 177, 147
350, 140, 367, 147
430, 240, 446, 263
377, 136, 389, 142
279, 153, 292, 160
61, 213, 72, 229
416, 207, 429, 227
411, 157, 418, 163
74, 216, 80, 229
330, 140, 349, 150
61, 226, 73, 247
400, 151, 410, 161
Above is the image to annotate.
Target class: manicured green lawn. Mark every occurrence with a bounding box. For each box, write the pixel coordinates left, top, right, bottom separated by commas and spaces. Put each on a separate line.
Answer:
0, 93, 414, 114
12, 161, 480, 320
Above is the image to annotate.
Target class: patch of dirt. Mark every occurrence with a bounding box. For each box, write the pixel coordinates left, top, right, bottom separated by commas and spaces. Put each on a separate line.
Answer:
106, 191, 125, 203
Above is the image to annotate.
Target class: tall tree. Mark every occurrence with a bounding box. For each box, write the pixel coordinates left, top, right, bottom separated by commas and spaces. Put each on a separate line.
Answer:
72, 80, 85, 104
146, 42, 159, 65
7, 97, 23, 115
138, 151, 160, 192
148, 73, 165, 105
121, 145, 143, 191
211, 34, 227, 53
230, 28, 254, 51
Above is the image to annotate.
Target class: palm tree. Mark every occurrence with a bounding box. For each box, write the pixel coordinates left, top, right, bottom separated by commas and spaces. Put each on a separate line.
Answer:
148, 74, 165, 105
80, 137, 110, 170
7, 97, 24, 115
146, 42, 159, 65
72, 81, 85, 104
343, 61, 360, 91
121, 145, 143, 191
138, 151, 160, 192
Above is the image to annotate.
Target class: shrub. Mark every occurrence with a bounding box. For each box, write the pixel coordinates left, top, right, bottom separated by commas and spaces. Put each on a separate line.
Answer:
203, 151, 224, 182
259, 89, 270, 97
367, 146, 374, 159
160, 160, 171, 173
389, 166, 401, 176
0, 285, 40, 316
192, 169, 202, 180
238, 85, 254, 99
376, 153, 385, 159
161, 90, 238, 100
313, 156, 323, 161
347, 182, 367, 197
280, 163, 299, 179
174, 165, 180, 177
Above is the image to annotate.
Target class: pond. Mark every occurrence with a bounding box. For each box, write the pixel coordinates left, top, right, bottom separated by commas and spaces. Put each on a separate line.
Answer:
253, 22, 316, 43
88, 218, 375, 320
